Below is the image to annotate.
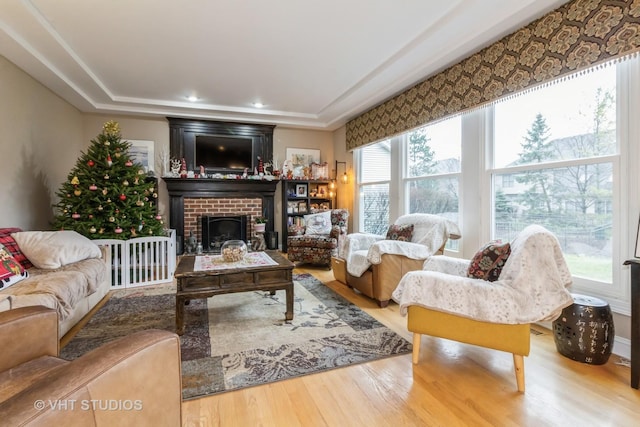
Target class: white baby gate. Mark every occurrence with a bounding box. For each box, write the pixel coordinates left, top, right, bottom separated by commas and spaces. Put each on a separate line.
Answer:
93, 229, 176, 288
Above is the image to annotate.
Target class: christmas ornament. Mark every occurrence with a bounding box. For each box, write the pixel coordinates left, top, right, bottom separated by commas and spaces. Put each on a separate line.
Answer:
104, 174, 110, 180
109, 216, 115, 222
115, 152, 121, 158
155, 215, 162, 220
72, 212, 80, 219
125, 160, 133, 167
87, 160, 95, 167
130, 228, 137, 237
123, 180, 129, 186
104, 140, 110, 146
88, 214, 93, 219
114, 227, 123, 234
99, 228, 104, 234
138, 169, 145, 175
138, 222, 144, 231
102, 188, 108, 195
153, 193, 158, 198
74, 189, 82, 196
89, 226, 97, 233
71, 176, 79, 185
106, 155, 112, 167
98, 205, 103, 211
134, 177, 139, 185
119, 194, 126, 201
107, 198, 112, 203
89, 184, 98, 191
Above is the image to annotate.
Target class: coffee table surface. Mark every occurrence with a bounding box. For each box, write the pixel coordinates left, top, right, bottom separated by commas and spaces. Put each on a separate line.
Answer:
175, 250, 293, 277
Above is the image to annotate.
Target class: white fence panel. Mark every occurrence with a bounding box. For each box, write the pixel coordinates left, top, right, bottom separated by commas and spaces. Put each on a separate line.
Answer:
93, 230, 176, 288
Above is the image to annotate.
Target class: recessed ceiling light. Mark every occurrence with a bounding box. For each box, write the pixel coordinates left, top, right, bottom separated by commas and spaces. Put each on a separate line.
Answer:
187, 95, 199, 102
253, 102, 264, 108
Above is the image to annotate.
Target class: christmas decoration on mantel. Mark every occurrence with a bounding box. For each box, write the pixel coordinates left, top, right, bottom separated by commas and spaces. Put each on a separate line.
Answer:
52, 121, 165, 239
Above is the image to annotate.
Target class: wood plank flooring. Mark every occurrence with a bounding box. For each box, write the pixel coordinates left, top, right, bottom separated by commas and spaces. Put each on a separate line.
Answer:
181, 265, 640, 426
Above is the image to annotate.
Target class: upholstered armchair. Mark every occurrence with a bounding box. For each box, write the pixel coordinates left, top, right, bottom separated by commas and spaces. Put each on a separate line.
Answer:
344, 213, 461, 307
0, 306, 183, 425
287, 209, 349, 267
392, 225, 574, 392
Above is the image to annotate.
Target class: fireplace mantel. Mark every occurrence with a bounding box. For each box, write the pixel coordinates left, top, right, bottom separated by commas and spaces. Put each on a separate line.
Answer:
163, 178, 280, 253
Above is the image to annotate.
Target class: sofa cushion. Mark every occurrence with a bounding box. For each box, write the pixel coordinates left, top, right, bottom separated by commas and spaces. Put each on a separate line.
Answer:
0, 228, 33, 270
467, 241, 511, 282
11, 231, 101, 269
304, 211, 332, 235
386, 224, 414, 242
0, 244, 29, 290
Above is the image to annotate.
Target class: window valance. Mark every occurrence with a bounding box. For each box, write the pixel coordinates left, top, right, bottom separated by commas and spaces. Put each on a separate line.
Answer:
346, 0, 640, 150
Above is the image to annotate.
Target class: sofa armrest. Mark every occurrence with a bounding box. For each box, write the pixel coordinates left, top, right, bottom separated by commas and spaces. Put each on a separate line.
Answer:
0, 306, 59, 372
1, 329, 182, 426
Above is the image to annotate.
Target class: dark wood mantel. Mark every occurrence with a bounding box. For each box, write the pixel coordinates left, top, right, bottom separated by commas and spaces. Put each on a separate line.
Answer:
164, 178, 280, 254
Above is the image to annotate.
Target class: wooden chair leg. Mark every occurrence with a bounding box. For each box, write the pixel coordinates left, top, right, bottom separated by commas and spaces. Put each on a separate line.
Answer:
513, 354, 525, 392
412, 333, 421, 364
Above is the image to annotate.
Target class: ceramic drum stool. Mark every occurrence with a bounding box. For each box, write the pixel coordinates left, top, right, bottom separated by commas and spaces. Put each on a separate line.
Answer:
552, 293, 615, 365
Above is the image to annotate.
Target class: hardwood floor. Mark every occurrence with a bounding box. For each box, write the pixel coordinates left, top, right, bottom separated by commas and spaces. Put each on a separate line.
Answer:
182, 265, 639, 426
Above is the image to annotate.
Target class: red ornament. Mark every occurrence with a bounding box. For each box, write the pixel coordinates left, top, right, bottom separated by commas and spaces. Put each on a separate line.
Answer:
106, 155, 113, 167
119, 194, 126, 201
87, 160, 95, 167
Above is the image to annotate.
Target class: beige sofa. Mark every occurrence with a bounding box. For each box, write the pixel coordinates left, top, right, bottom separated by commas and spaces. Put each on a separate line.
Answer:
0, 229, 110, 337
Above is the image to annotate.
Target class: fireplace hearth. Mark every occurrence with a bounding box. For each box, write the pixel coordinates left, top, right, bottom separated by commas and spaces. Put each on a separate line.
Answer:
202, 215, 248, 252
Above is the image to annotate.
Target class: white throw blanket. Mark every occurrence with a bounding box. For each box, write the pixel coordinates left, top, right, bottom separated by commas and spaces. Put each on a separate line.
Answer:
345, 214, 461, 277
392, 225, 574, 324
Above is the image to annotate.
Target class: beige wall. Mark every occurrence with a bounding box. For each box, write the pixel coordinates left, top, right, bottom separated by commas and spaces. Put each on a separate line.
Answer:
0, 56, 84, 229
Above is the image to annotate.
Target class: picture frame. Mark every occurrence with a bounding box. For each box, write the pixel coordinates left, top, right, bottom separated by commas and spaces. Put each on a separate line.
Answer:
296, 184, 308, 197
128, 140, 155, 173
317, 185, 328, 197
286, 148, 320, 167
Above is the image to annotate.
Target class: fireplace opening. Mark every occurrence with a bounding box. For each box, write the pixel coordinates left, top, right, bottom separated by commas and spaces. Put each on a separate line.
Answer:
201, 215, 248, 252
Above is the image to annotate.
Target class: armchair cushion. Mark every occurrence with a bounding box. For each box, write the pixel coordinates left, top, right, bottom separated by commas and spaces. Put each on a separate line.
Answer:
386, 224, 414, 241
467, 241, 511, 282
304, 211, 332, 235
393, 225, 574, 324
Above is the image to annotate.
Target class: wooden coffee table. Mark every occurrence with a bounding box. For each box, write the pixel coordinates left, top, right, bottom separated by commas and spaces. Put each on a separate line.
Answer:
174, 250, 294, 335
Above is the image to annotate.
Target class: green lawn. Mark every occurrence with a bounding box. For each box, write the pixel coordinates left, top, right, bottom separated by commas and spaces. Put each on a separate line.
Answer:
563, 254, 612, 282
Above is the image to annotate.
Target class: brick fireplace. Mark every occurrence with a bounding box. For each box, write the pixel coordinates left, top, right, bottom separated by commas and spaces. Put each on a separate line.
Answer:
163, 178, 279, 254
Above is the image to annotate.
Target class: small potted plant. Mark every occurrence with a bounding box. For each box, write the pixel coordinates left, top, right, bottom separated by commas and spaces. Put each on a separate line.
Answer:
254, 216, 267, 233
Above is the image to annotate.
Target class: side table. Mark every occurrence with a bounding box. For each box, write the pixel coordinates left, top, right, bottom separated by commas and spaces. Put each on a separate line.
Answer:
623, 259, 640, 389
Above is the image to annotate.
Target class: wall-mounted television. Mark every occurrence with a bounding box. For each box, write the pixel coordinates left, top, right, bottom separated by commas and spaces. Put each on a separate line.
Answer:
195, 134, 253, 172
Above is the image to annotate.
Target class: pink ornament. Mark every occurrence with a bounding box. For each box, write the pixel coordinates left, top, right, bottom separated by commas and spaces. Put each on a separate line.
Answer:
89, 184, 98, 191
155, 215, 162, 220
71, 212, 80, 219
114, 227, 123, 234
119, 194, 126, 201
125, 160, 133, 167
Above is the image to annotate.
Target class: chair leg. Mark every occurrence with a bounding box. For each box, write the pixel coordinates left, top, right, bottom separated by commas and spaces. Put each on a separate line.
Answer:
513, 354, 525, 392
412, 333, 421, 364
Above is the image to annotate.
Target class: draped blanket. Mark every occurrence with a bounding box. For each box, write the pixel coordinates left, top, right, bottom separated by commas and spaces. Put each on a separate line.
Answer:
392, 225, 574, 324
344, 214, 461, 277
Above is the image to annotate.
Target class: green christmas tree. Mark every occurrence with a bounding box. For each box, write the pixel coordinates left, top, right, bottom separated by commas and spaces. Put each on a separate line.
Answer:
52, 121, 165, 239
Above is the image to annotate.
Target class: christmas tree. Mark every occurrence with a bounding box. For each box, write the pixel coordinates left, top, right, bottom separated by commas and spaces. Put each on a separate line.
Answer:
52, 121, 165, 239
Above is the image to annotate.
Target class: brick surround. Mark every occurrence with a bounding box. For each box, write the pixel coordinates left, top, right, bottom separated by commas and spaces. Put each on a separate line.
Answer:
184, 197, 262, 244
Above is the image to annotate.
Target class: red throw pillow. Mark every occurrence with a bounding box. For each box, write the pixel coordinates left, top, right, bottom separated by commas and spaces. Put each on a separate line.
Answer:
0, 243, 29, 289
0, 228, 33, 269
467, 241, 511, 282
386, 224, 414, 242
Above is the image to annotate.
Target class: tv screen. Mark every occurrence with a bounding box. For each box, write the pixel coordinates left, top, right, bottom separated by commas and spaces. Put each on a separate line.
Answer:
195, 134, 253, 172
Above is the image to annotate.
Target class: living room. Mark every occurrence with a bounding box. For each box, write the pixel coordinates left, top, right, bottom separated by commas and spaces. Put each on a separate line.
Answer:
2, 0, 640, 425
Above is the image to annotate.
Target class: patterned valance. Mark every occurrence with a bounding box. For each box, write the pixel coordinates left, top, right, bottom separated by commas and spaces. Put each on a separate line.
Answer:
346, 0, 640, 150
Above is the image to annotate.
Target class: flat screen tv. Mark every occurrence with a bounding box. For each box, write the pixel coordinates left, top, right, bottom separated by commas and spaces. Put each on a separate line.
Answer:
195, 134, 253, 172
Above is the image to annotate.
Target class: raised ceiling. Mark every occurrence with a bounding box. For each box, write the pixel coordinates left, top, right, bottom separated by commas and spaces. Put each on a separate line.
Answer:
0, 0, 568, 130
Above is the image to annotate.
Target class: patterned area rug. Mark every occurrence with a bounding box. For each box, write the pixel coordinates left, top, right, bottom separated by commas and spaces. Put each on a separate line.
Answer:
61, 273, 412, 400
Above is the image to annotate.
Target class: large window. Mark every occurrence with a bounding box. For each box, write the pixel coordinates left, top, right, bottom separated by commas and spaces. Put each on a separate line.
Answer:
358, 140, 391, 235
354, 58, 636, 310
492, 66, 617, 283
